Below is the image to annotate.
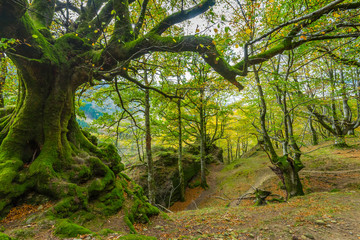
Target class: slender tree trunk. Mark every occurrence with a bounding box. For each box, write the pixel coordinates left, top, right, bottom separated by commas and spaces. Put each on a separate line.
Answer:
241, 139, 248, 156
0, 53, 6, 108
309, 116, 318, 145
144, 73, 156, 204
227, 138, 231, 164
136, 136, 143, 162
199, 89, 207, 188
177, 98, 185, 201
236, 137, 240, 159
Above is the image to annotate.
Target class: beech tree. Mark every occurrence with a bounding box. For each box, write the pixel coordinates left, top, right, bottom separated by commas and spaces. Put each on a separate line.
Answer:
0, 52, 5, 108
1, 0, 360, 216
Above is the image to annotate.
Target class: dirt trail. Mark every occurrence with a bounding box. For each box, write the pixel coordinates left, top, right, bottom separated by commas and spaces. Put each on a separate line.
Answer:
186, 163, 224, 210
303, 169, 360, 174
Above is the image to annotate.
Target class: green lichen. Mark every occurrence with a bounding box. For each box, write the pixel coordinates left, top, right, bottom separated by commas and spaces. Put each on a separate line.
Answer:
54, 219, 93, 238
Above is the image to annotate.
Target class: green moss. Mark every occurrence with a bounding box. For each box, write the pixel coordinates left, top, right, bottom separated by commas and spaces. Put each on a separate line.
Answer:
0, 233, 11, 240
11, 228, 35, 239
98, 143, 124, 174
0, 159, 31, 215
54, 219, 93, 238
69, 210, 96, 224
128, 198, 159, 224
120, 172, 131, 181
119, 234, 157, 240
124, 215, 136, 234
87, 170, 114, 197
98, 228, 116, 236
81, 129, 98, 146
54, 33, 92, 56
70, 165, 92, 183
94, 188, 125, 216
52, 197, 80, 218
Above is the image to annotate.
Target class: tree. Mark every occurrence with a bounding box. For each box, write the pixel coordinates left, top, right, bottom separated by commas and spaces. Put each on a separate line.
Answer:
253, 63, 305, 198
1, 0, 360, 216
0, 52, 5, 108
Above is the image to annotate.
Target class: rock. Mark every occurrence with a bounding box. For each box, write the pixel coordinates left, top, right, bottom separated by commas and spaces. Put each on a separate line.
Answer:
126, 146, 202, 206
248, 233, 255, 238
315, 220, 326, 225
25, 215, 37, 224
304, 234, 315, 239
154, 225, 164, 231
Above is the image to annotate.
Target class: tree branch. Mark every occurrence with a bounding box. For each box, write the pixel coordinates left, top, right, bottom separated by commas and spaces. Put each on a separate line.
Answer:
55, 0, 80, 14
150, 0, 215, 35
120, 72, 181, 99
103, 34, 244, 90
248, 0, 345, 45
134, 0, 149, 37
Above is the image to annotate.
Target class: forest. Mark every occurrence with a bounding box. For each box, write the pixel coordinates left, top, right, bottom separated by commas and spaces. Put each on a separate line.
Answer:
0, 0, 360, 239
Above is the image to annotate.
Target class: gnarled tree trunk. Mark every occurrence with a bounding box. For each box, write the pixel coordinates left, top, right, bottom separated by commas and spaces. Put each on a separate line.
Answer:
0, 35, 157, 224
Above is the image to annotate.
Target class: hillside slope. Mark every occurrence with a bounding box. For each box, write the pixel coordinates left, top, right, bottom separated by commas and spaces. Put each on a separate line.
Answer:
1, 141, 360, 239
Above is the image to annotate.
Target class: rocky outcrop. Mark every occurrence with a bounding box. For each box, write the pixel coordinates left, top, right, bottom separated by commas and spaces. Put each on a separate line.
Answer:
126, 147, 200, 207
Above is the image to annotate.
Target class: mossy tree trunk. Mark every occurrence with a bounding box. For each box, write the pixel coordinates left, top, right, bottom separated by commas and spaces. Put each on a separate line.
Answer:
253, 65, 304, 198
144, 73, 156, 205
0, 45, 131, 215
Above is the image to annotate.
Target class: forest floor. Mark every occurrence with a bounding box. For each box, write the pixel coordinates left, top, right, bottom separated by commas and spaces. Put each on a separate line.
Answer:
1, 140, 360, 239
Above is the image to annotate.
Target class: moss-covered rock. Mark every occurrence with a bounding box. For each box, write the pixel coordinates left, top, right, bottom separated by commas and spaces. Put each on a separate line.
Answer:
54, 219, 93, 238
126, 146, 201, 206
99, 143, 125, 174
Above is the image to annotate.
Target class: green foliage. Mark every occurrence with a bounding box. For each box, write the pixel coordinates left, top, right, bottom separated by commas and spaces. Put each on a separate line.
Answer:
0, 233, 11, 240
0, 38, 17, 51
